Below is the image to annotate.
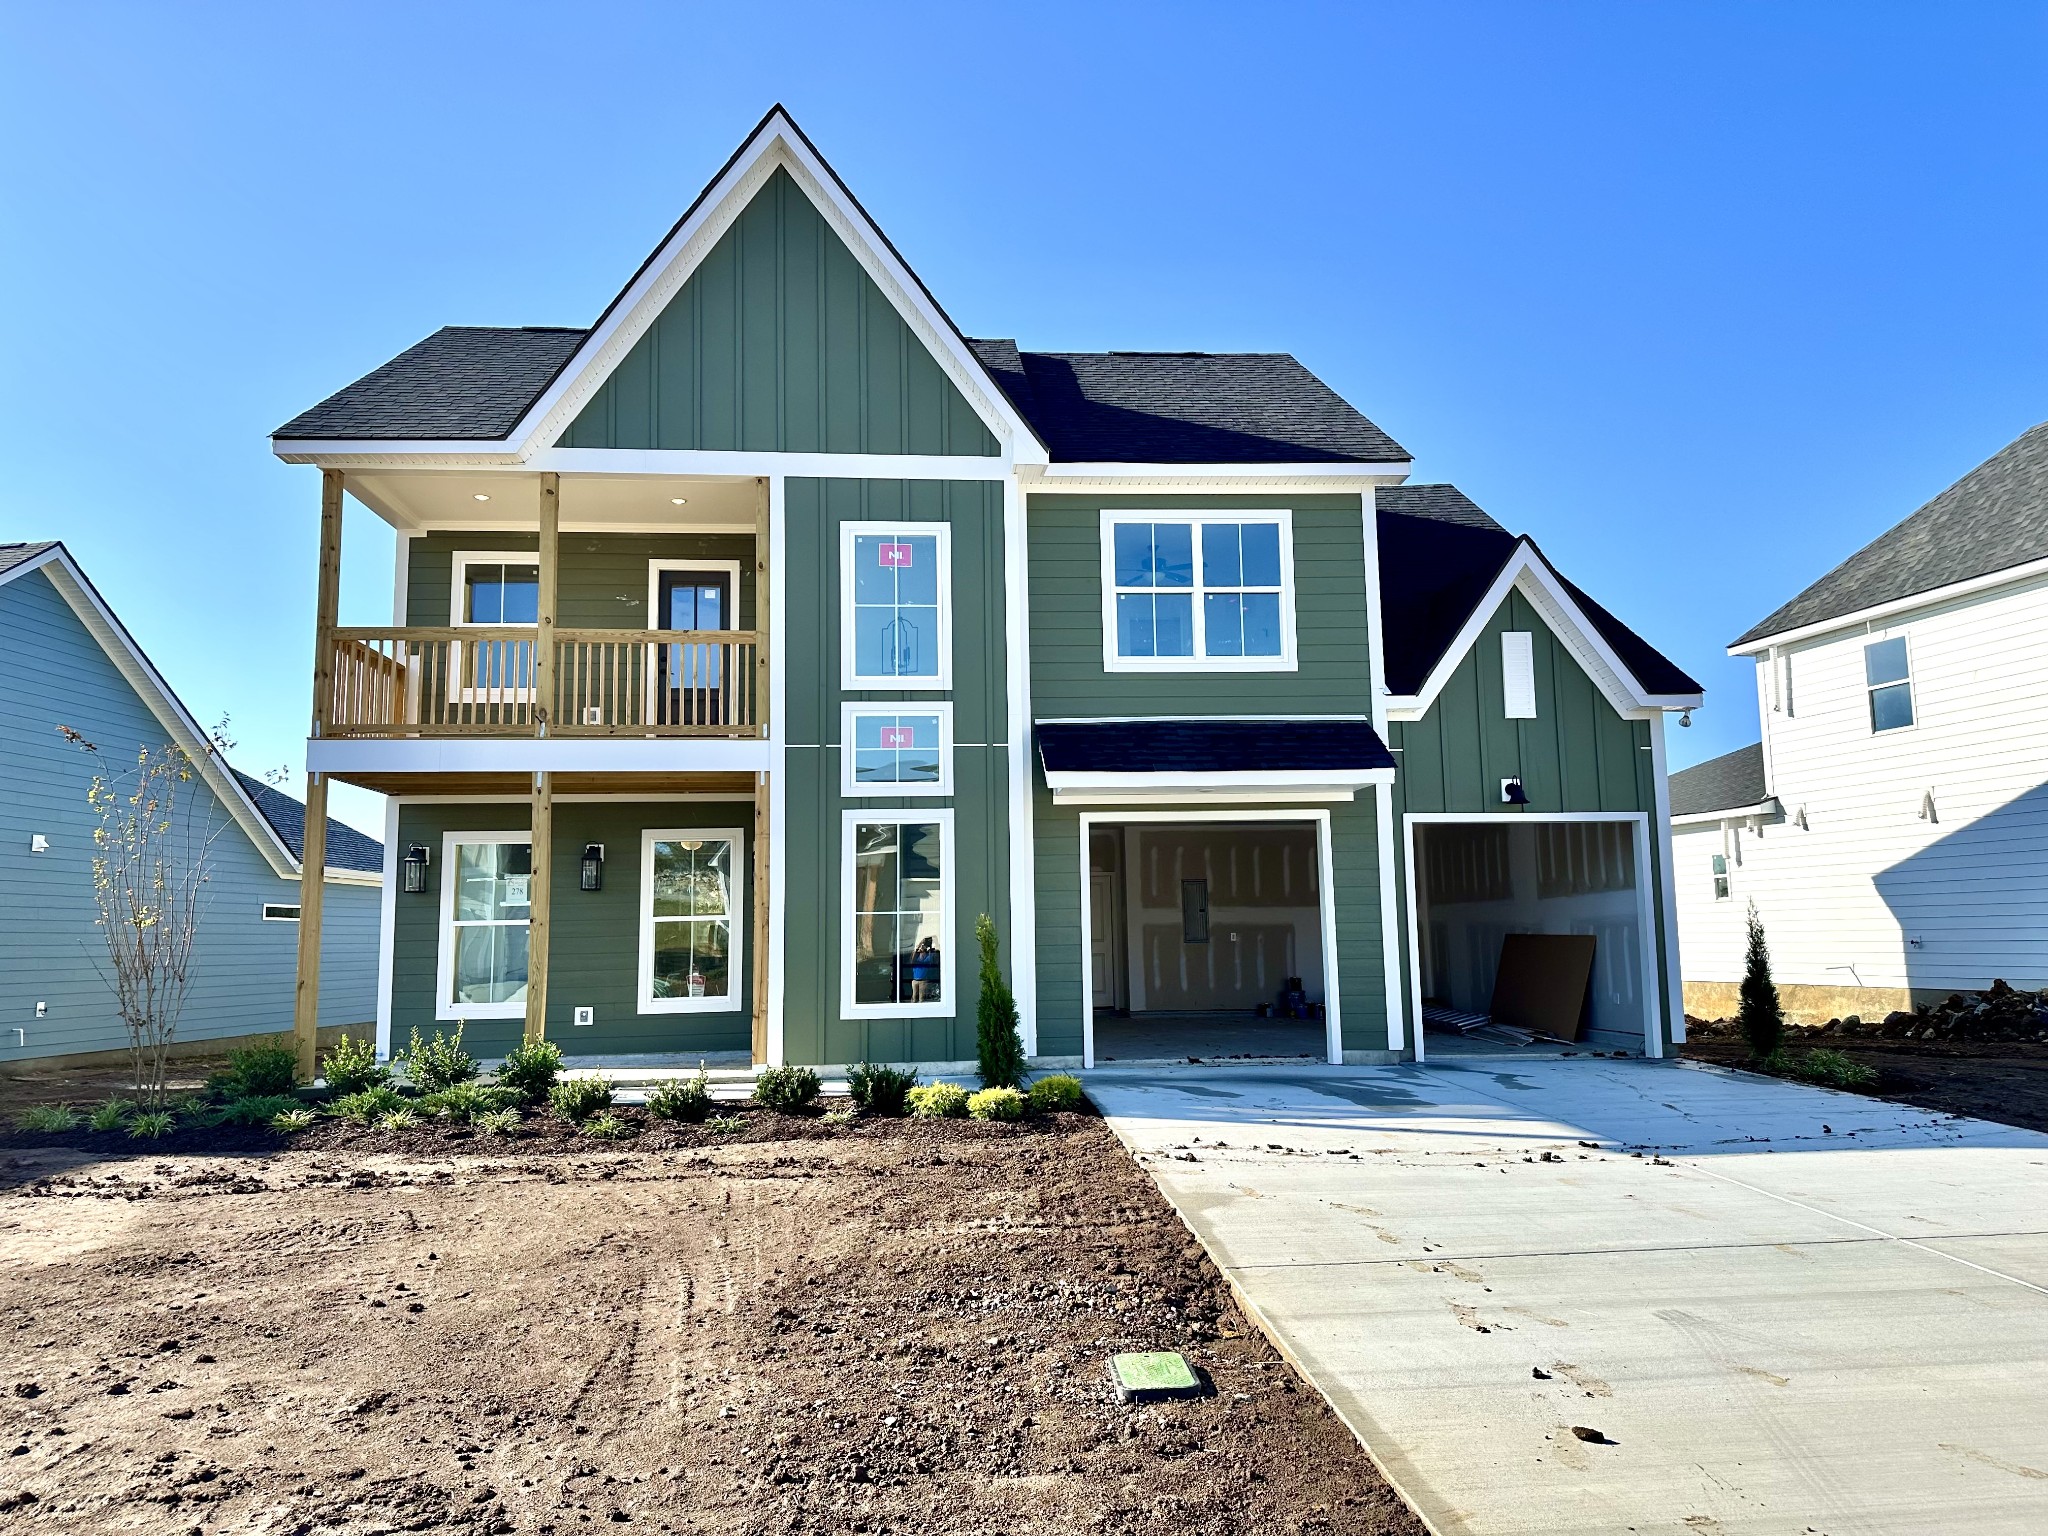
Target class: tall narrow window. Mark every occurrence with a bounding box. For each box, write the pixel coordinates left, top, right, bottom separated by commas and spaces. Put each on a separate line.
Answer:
843, 525, 949, 687
639, 831, 742, 1013
1101, 511, 1294, 669
1865, 636, 1913, 732
844, 814, 951, 1016
439, 835, 532, 1017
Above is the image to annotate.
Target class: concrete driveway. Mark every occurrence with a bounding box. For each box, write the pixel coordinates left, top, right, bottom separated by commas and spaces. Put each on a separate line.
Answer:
1085, 1058, 2048, 1536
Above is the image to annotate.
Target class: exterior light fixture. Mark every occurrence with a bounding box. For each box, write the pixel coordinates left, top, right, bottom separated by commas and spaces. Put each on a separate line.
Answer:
670, 497, 688, 505
402, 844, 431, 894
473, 493, 491, 502
1678, 708, 1693, 728
1500, 776, 1529, 806
580, 843, 605, 892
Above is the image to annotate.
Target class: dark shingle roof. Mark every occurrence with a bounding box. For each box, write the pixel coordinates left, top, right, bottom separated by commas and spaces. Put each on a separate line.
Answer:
969, 342, 1408, 463
1737, 421, 2048, 646
0, 541, 58, 579
1668, 743, 1769, 817
232, 770, 384, 875
1037, 719, 1394, 775
1375, 484, 1504, 532
274, 326, 588, 441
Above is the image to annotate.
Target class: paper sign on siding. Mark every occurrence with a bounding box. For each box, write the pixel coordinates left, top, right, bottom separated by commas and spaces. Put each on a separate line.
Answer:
1502, 632, 1537, 719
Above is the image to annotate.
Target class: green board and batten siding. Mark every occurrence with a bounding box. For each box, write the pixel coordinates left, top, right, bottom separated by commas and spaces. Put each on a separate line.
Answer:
1386, 588, 1676, 1045
561, 169, 997, 458
404, 533, 757, 630
1024, 494, 1390, 1059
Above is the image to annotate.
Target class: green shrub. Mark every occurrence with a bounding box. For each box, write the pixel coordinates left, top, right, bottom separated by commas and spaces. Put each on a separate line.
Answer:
321, 1032, 387, 1096
404, 1024, 478, 1095
549, 1075, 615, 1124
823, 1106, 858, 1126
847, 1063, 918, 1117
579, 1113, 635, 1141
908, 1082, 969, 1119
218, 1094, 301, 1128
496, 1037, 564, 1105
421, 1082, 518, 1124
333, 1086, 406, 1126
127, 1110, 176, 1140
379, 1108, 421, 1133
88, 1098, 136, 1133
974, 914, 1025, 1089
1793, 1048, 1877, 1090
272, 1108, 318, 1133
216, 1039, 299, 1099
14, 1104, 80, 1133
967, 1086, 1026, 1122
647, 1070, 714, 1123
752, 1065, 821, 1114
1738, 902, 1786, 1060
705, 1114, 747, 1136
1026, 1074, 1085, 1114
475, 1108, 522, 1136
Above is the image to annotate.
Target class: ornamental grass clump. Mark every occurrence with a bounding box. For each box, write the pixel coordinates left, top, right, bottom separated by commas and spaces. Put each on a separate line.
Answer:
1026, 1074, 1085, 1114
217, 1094, 300, 1128
704, 1114, 747, 1136
647, 1069, 715, 1123
907, 1082, 969, 1119
474, 1108, 522, 1136
966, 1086, 1026, 1122
15, 1105, 81, 1133
333, 1086, 406, 1126
88, 1098, 137, 1133
379, 1108, 420, 1133
847, 1063, 918, 1117
752, 1065, 821, 1114
272, 1108, 318, 1134
320, 1032, 387, 1096
549, 1075, 616, 1124
127, 1110, 175, 1140
404, 1024, 478, 1095
579, 1113, 635, 1141
495, 1037, 564, 1105
421, 1082, 519, 1124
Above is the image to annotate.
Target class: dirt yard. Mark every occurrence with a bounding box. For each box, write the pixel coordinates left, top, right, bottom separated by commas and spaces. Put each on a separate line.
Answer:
0, 1112, 1422, 1535
1683, 1032, 2048, 1135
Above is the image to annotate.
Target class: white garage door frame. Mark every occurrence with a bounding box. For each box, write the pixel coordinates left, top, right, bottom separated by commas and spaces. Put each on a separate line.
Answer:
1404, 811, 1662, 1062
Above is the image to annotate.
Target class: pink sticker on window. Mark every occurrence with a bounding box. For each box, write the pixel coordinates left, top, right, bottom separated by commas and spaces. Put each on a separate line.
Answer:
879, 726, 915, 750
877, 541, 913, 568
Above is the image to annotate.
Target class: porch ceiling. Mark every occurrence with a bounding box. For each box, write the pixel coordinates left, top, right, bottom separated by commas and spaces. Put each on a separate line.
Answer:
344, 470, 761, 533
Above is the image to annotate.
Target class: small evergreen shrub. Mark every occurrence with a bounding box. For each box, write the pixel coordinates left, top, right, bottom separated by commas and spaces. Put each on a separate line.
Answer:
847, 1063, 918, 1117
404, 1024, 478, 1095
15, 1105, 80, 1133
1738, 902, 1786, 1060
218, 1094, 301, 1128
421, 1082, 518, 1123
496, 1037, 564, 1105
378, 1108, 420, 1132
217, 1039, 299, 1099
1026, 1074, 1085, 1114
272, 1108, 319, 1134
705, 1114, 747, 1135
974, 915, 1025, 1089
321, 1033, 388, 1096
475, 1109, 522, 1136
752, 1065, 821, 1114
579, 1113, 635, 1140
549, 1075, 615, 1123
966, 1086, 1026, 1122
823, 1106, 858, 1125
647, 1070, 715, 1123
1784, 1047, 1877, 1091
333, 1086, 406, 1126
88, 1098, 136, 1133
127, 1110, 175, 1140
908, 1082, 969, 1119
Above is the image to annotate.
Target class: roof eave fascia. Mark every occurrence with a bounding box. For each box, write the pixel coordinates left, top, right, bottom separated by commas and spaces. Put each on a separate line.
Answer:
1042, 767, 1394, 790
1026, 460, 1412, 487
271, 439, 526, 467
1728, 551, 2048, 656
0, 543, 64, 591
1670, 798, 1781, 827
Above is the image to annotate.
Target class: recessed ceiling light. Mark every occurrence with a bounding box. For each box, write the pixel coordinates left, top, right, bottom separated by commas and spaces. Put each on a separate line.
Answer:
473, 493, 491, 502
670, 497, 688, 506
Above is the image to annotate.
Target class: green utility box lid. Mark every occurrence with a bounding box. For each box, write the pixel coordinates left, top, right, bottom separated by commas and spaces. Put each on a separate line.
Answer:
1109, 1351, 1202, 1402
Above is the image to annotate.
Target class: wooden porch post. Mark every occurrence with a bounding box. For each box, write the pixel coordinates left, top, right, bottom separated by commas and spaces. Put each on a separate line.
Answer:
751, 772, 770, 1064
525, 770, 553, 1043
535, 472, 559, 734
293, 468, 344, 1081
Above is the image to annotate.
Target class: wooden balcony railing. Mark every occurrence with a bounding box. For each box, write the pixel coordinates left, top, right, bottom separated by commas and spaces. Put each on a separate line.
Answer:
323, 627, 764, 738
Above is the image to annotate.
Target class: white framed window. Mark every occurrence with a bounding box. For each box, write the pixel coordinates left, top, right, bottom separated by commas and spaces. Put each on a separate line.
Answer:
449, 551, 539, 702
1864, 635, 1914, 733
1099, 510, 1297, 671
840, 522, 951, 689
262, 903, 301, 922
842, 810, 954, 1019
435, 832, 532, 1020
1710, 853, 1730, 901
840, 702, 952, 796
638, 828, 744, 1014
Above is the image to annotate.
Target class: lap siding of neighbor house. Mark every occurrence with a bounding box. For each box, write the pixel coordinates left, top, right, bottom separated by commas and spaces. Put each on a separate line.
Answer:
1023, 493, 1389, 1058
1387, 589, 1676, 1047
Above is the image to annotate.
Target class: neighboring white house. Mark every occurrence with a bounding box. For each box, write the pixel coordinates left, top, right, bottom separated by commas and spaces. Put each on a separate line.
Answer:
1671, 421, 2048, 1022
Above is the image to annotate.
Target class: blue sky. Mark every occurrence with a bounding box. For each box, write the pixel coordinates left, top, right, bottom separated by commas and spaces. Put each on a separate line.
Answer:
3, 2, 2045, 834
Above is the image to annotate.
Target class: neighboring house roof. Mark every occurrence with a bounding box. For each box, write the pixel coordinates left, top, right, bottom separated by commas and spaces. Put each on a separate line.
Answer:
1375, 489, 1702, 700
0, 541, 59, 579
232, 770, 384, 875
1735, 420, 2048, 647
1036, 718, 1395, 775
275, 326, 588, 441
1668, 742, 1770, 817
965, 342, 1408, 465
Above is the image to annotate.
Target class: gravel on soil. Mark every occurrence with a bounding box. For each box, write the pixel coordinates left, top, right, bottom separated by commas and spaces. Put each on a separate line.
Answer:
0, 1111, 1423, 1535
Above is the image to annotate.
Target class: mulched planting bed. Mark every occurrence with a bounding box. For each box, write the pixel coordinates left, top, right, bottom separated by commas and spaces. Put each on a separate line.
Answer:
0, 1109, 1422, 1535
1684, 1030, 2048, 1135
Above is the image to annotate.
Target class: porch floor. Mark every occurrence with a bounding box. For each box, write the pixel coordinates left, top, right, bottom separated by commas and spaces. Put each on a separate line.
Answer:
1094, 1011, 1327, 1064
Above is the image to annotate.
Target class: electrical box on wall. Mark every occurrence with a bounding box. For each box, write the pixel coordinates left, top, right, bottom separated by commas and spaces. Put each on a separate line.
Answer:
574, 1007, 595, 1027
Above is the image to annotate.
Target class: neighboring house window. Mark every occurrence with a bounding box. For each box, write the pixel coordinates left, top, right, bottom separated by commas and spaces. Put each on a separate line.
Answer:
438, 834, 532, 1018
451, 552, 539, 697
842, 524, 950, 688
841, 704, 951, 796
1865, 636, 1914, 732
1710, 853, 1730, 900
639, 830, 743, 1013
262, 903, 301, 922
844, 812, 952, 1017
1100, 511, 1296, 670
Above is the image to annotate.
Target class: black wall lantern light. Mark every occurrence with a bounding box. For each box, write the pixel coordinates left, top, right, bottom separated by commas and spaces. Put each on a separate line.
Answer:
580, 843, 605, 892
1500, 776, 1529, 806
402, 844, 432, 894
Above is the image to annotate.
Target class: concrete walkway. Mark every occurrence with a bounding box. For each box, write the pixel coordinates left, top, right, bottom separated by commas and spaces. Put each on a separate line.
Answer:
1086, 1058, 2048, 1536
